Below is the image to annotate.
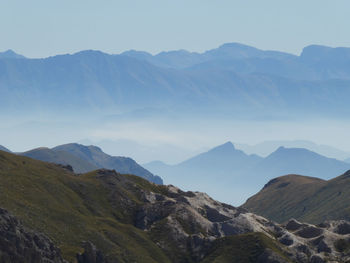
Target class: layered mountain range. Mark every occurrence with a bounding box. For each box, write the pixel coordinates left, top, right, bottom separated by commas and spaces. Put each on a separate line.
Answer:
145, 142, 350, 205
2, 43, 350, 118
2, 150, 350, 262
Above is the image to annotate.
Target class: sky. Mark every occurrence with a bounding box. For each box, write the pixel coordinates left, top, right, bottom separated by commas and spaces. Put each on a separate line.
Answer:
1, 0, 350, 58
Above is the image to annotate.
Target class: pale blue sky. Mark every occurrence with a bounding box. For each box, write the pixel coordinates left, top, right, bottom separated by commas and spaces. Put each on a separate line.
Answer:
1, 0, 350, 58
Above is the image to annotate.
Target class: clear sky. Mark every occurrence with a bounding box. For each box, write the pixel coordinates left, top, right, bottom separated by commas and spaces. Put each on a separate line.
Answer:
1, 0, 350, 58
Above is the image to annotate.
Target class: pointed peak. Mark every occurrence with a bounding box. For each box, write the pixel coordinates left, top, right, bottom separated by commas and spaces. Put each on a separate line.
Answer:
209, 141, 235, 153
276, 146, 286, 151
0, 49, 26, 59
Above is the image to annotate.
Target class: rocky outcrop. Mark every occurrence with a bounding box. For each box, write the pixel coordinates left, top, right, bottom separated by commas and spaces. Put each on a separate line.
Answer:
134, 184, 350, 262
0, 208, 66, 263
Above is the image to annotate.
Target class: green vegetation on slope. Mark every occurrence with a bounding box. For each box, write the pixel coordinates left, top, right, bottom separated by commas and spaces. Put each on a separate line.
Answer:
0, 150, 169, 262
243, 171, 350, 224
201, 232, 290, 263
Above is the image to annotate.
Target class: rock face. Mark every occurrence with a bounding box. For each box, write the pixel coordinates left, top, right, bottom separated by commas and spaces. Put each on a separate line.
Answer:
0, 208, 66, 263
134, 184, 350, 262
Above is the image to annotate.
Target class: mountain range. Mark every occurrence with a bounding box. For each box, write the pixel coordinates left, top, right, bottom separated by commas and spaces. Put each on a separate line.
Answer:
145, 142, 350, 205
17, 143, 162, 184
2, 43, 350, 118
2, 150, 350, 262
236, 140, 350, 160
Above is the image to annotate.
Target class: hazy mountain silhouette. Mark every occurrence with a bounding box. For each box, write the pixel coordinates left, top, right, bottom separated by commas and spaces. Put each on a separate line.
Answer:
52, 143, 163, 184
145, 143, 350, 205
236, 140, 350, 160
20, 147, 98, 173
249, 146, 350, 181
0, 49, 26, 59
2, 43, 350, 118
122, 42, 295, 69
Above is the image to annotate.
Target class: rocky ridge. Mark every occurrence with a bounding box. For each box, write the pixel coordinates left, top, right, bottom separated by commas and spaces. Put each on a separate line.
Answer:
134, 183, 350, 262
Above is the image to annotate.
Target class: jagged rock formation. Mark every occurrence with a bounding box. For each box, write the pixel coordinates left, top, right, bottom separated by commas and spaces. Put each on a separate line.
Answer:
136, 184, 350, 262
0, 208, 66, 263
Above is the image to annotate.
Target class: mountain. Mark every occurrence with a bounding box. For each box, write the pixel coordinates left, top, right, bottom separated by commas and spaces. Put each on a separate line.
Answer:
300, 45, 350, 79
243, 170, 350, 224
2, 43, 350, 118
249, 146, 350, 180
52, 143, 163, 184
242, 174, 327, 223
145, 143, 350, 205
178, 142, 262, 170
0, 49, 26, 59
345, 158, 350, 163
2, 150, 350, 262
145, 142, 263, 204
20, 147, 98, 173
0, 145, 11, 152
122, 43, 350, 81
236, 140, 350, 160
122, 42, 295, 69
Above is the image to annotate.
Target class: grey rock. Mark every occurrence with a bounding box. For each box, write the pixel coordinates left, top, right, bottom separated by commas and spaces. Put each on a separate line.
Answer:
0, 208, 66, 263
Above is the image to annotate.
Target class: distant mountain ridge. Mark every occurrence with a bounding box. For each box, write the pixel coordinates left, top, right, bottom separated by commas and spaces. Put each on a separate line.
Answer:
122, 42, 296, 69
53, 143, 162, 184
236, 140, 350, 160
20, 143, 162, 184
0, 49, 26, 59
2, 43, 350, 118
248, 146, 350, 180
20, 147, 98, 173
145, 142, 350, 205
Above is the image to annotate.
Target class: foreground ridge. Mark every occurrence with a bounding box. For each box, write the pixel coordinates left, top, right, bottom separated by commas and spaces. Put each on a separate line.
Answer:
1, 150, 350, 262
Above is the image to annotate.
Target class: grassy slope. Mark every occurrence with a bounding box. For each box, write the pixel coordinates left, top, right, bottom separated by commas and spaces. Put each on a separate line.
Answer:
242, 174, 326, 223
297, 171, 350, 223
201, 232, 291, 263
0, 150, 170, 262
243, 172, 350, 224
